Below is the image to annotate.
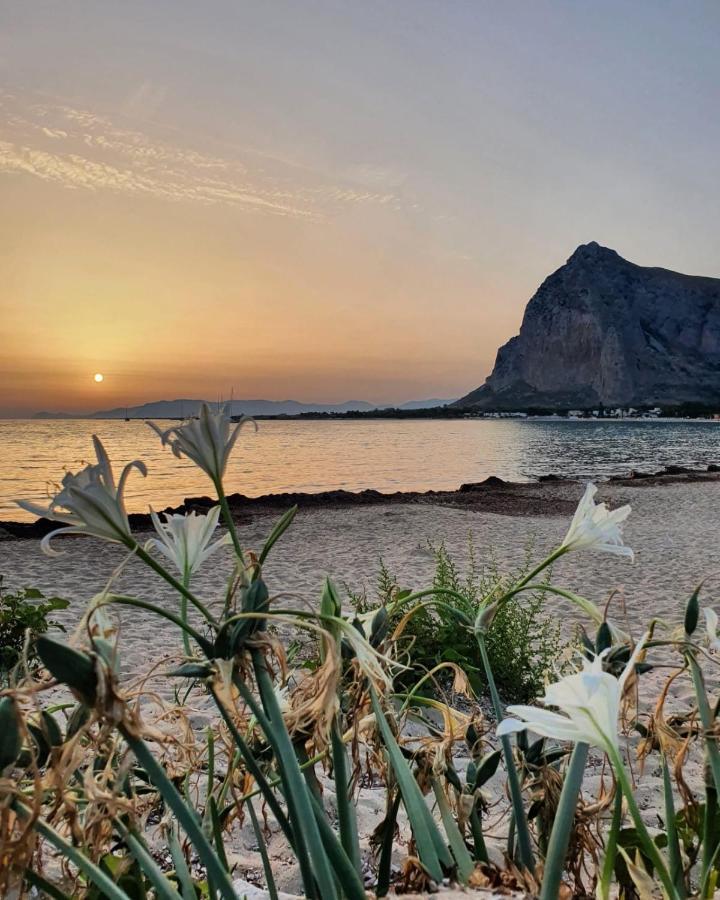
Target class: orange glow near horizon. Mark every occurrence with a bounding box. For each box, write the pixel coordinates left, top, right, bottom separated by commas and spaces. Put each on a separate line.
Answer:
2, 4, 719, 416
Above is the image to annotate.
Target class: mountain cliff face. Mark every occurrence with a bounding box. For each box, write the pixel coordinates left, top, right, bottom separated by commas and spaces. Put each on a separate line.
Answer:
457, 242, 720, 409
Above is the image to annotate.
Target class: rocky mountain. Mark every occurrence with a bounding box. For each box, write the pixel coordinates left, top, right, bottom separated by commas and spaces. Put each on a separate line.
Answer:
456, 242, 720, 410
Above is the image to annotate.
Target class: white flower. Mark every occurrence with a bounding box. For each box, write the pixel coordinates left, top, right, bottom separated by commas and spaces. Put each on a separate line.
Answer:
148, 506, 230, 577
148, 403, 255, 484
705, 608, 720, 653
16, 437, 146, 555
560, 482, 633, 559
497, 637, 646, 753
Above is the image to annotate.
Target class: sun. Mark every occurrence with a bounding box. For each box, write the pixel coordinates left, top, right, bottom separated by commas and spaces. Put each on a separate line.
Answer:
93, 372, 104, 383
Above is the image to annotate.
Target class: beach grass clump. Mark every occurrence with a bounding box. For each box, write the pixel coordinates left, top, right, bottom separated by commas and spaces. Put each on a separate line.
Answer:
359, 541, 567, 703
0, 577, 68, 684
5, 408, 720, 898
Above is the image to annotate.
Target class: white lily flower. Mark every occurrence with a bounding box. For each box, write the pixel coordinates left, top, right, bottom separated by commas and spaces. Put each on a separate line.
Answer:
704, 608, 720, 653
560, 482, 633, 559
16, 436, 146, 556
148, 506, 230, 578
497, 636, 647, 753
148, 403, 255, 484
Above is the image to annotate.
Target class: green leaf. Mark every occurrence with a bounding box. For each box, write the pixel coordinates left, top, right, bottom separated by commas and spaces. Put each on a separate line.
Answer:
369, 687, 449, 882
0, 697, 22, 771
65, 703, 90, 740
41, 710, 63, 747
473, 749, 502, 789
432, 778, 475, 883
166, 820, 197, 900
121, 826, 184, 900
258, 505, 297, 566
376, 792, 402, 897
121, 731, 237, 900
166, 663, 214, 679
46, 597, 71, 611
685, 586, 701, 636
36, 637, 97, 704
246, 800, 279, 900
331, 718, 361, 875
596, 621, 612, 654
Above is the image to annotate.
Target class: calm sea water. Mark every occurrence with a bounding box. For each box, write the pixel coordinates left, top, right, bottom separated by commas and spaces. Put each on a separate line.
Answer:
2, 417, 720, 522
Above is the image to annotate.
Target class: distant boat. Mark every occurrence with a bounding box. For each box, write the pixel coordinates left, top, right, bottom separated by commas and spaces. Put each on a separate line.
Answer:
124, 406, 130, 422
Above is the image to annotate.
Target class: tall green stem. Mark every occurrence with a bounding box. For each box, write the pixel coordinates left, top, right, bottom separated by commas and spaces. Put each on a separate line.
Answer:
539, 742, 588, 900
133, 544, 217, 627
476, 633, 536, 874
607, 744, 680, 900
180, 569, 191, 657
215, 481, 245, 564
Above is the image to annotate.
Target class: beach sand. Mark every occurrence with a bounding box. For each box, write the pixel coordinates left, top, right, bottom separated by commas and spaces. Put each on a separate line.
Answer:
2, 478, 719, 649
2, 478, 719, 893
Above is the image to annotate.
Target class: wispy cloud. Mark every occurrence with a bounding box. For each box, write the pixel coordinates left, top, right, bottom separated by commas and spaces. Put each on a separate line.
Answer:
0, 90, 410, 220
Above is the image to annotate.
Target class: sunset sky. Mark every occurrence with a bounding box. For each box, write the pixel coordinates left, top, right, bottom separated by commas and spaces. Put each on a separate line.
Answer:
1, 1, 719, 416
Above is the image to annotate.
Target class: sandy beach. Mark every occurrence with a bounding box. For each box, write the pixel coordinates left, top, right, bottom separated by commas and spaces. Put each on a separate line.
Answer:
3, 476, 719, 893
3, 477, 719, 653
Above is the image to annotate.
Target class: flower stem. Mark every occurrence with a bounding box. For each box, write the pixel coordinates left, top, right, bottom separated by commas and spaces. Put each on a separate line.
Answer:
607, 744, 680, 900
215, 480, 245, 564
476, 632, 536, 875
133, 544, 217, 627
539, 742, 588, 900
597, 785, 623, 900
180, 569, 191, 657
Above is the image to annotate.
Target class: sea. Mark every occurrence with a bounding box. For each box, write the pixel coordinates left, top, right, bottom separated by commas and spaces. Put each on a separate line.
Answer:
2, 417, 720, 523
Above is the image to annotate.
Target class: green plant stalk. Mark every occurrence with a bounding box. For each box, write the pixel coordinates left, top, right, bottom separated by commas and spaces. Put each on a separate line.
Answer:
307, 790, 369, 900
119, 824, 184, 900
700, 837, 720, 899
14, 800, 129, 900
215, 480, 245, 564
108, 595, 215, 657
203, 726, 215, 839
180, 570, 192, 657
702, 784, 719, 897
376, 791, 402, 897
688, 651, 720, 890
661, 753, 686, 897
23, 869, 70, 900
539, 741, 588, 900
133, 544, 218, 627
476, 633, 535, 875
432, 778, 475, 883
120, 728, 237, 900
598, 786, 623, 900
208, 685, 295, 846
504, 546, 566, 596
469, 804, 488, 864
368, 686, 452, 880
166, 821, 197, 900
688, 653, 720, 794
331, 716, 362, 875
606, 744, 680, 900
247, 798, 280, 900
251, 649, 339, 900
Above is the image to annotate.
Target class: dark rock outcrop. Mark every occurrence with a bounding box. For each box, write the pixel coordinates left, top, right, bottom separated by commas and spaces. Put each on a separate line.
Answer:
456, 242, 720, 409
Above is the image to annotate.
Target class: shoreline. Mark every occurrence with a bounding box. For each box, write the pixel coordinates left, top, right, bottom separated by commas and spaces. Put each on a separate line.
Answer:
3, 462, 719, 541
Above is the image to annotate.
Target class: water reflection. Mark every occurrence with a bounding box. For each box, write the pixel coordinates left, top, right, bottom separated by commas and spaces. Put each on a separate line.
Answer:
2, 418, 719, 521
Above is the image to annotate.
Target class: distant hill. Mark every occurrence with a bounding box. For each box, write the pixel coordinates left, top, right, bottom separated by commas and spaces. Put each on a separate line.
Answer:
398, 398, 455, 410
34, 396, 457, 419
455, 242, 720, 410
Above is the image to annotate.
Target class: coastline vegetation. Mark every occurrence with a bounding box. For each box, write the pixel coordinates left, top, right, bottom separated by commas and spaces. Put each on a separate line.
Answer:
3, 404, 720, 898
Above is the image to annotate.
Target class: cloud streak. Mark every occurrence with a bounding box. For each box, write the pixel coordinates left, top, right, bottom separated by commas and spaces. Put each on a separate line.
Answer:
0, 91, 408, 220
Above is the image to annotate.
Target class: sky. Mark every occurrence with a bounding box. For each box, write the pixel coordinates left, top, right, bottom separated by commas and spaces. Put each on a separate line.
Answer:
1, 1, 719, 416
